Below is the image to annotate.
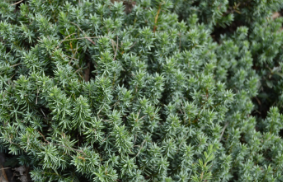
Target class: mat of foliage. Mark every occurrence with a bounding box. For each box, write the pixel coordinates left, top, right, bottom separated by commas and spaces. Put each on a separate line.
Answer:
1, 0, 283, 181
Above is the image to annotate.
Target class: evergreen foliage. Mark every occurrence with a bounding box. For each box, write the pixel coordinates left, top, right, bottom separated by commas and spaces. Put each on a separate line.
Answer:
1, 0, 283, 181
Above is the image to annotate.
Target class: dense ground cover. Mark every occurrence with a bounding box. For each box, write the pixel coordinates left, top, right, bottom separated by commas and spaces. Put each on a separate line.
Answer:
1, 0, 283, 181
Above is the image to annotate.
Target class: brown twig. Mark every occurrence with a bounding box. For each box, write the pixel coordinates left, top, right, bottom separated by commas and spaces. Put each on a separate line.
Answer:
9, 63, 22, 67
40, 108, 46, 118
55, 33, 77, 50
113, 36, 119, 61
0, 167, 11, 170
0, 165, 9, 182
219, 122, 229, 142
38, 131, 50, 144
70, 22, 96, 45
37, 131, 87, 155
97, 103, 105, 115
11, 0, 24, 6
153, 3, 162, 33
35, 88, 39, 105
61, 37, 97, 45
135, 140, 146, 157
101, 133, 111, 143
